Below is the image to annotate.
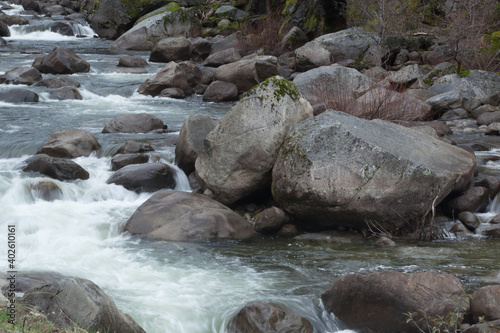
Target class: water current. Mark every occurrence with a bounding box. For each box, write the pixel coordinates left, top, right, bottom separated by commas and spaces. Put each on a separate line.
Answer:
0, 4, 499, 332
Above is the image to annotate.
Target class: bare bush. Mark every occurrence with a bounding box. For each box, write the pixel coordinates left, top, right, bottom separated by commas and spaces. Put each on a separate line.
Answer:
346, 0, 424, 36
433, 0, 500, 72
312, 78, 433, 121
237, 9, 291, 56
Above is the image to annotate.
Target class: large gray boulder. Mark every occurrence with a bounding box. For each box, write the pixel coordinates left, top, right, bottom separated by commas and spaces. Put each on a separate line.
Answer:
137, 61, 192, 97
149, 36, 192, 63
314, 27, 385, 68
213, 56, 279, 94
195, 76, 313, 205
32, 46, 90, 74
293, 65, 371, 115
227, 301, 313, 333
0, 66, 42, 85
321, 271, 468, 333
123, 191, 253, 241
175, 114, 217, 175
22, 154, 89, 181
37, 129, 101, 158
470, 285, 500, 322
272, 111, 476, 232
106, 163, 176, 193
102, 113, 165, 133
86, 0, 167, 39
8, 272, 145, 333
109, 5, 194, 51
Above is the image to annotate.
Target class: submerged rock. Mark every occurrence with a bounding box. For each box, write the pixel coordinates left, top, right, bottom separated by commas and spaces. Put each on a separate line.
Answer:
123, 191, 253, 241
49, 86, 82, 100
28, 180, 62, 201
226, 301, 313, 333
195, 76, 313, 205
272, 111, 475, 232
322, 270, 468, 333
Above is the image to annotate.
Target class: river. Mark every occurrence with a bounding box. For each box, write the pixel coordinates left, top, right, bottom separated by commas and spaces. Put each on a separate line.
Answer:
0, 4, 499, 333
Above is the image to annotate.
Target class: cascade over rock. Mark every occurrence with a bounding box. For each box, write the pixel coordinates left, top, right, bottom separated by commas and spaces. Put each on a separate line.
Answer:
272, 110, 476, 232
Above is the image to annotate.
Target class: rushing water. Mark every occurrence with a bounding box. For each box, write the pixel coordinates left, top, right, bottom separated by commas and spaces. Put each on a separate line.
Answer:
1, 4, 500, 333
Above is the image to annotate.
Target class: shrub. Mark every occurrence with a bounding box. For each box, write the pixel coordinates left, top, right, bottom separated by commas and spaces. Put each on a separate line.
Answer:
312, 78, 433, 122
237, 9, 291, 56
438, 0, 500, 72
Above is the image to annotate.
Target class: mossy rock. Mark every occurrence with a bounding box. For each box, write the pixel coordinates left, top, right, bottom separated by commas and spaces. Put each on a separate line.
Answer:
136, 2, 180, 23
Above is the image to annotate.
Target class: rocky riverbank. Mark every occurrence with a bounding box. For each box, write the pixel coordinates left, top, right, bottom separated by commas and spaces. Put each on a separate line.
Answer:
1, 0, 500, 331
